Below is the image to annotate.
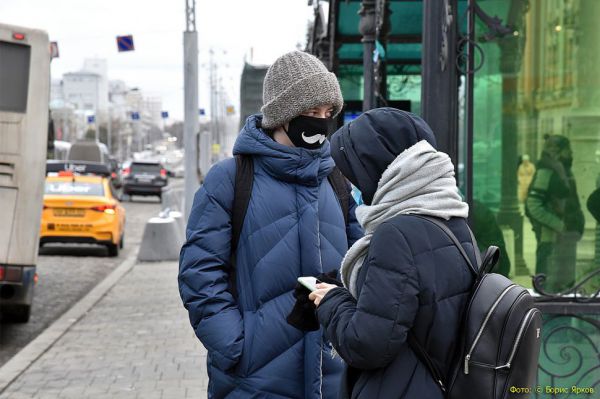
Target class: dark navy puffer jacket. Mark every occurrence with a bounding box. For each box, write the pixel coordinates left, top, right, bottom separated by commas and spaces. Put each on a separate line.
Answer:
179, 115, 363, 399
317, 215, 476, 399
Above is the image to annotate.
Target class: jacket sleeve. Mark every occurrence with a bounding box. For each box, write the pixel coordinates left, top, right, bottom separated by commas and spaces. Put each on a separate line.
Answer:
346, 195, 364, 247
178, 161, 244, 371
316, 222, 419, 370
526, 168, 565, 232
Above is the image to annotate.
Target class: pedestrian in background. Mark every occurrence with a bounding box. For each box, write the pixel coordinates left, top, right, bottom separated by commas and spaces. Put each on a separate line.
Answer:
525, 134, 584, 292
518, 154, 535, 203
308, 108, 474, 399
179, 50, 363, 399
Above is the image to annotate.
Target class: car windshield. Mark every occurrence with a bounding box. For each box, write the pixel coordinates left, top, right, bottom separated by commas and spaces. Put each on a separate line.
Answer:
45, 181, 104, 196
131, 163, 161, 174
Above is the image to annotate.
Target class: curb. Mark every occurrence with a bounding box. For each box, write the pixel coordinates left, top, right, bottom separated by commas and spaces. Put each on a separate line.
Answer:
0, 250, 139, 393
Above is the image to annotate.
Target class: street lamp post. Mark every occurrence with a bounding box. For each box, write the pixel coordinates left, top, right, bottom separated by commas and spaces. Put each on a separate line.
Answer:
359, 0, 377, 112
183, 0, 199, 219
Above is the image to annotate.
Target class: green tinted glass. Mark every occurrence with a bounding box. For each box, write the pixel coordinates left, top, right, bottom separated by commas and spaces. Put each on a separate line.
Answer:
470, 1, 600, 295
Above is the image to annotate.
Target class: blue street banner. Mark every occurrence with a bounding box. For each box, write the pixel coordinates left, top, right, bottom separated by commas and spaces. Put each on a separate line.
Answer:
131, 112, 140, 120
199, 108, 206, 116
117, 35, 135, 52
87, 115, 95, 124
161, 111, 169, 119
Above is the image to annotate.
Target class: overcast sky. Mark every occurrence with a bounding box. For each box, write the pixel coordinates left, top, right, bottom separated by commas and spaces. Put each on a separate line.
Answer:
0, 0, 315, 121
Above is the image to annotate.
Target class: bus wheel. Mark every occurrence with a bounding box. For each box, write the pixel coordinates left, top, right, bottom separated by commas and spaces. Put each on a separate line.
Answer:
4, 305, 31, 323
107, 243, 119, 257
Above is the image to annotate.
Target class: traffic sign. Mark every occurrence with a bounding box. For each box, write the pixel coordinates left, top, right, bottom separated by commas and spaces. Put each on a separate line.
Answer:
131, 112, 140, 120
87, 115, 95, 124
161, 111, 169, 119
199, 108, 206, 116
117, 35, 135, 52
226, 105, 235, 115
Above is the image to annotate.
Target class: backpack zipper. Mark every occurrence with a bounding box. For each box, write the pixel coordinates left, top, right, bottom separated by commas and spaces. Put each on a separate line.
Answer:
493, 308, 540, 371
464, 284, 517, 375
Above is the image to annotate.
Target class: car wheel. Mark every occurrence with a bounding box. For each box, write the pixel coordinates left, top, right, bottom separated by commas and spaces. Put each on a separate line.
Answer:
3, 305, 31, 323
107, 243, 119, 257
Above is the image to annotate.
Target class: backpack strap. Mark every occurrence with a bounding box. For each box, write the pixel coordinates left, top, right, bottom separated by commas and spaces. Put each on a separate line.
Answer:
407, 332, 447, 393
414, 215, 479, 277
229, 154, 254, 299
328, 167, 349, 226
406, 215, 481, 395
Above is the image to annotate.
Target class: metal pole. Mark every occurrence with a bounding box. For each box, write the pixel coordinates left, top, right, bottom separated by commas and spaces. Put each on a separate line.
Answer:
465, 0, 475, 210
359, 0, 376, 111
184, 0, 199, 219
421, 0, 459, 167
107, 106, 112, 154
209, 48, 216, 164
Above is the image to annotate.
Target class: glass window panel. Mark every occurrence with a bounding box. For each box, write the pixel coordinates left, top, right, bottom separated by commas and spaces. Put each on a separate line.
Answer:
470, 1, 600, 297
387, 74, 421, 115
337, 64, 364, 101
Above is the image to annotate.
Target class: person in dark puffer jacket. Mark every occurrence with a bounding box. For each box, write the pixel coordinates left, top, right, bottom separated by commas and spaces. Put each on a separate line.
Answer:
179, 51, 363, 399
309, 108, 477, 399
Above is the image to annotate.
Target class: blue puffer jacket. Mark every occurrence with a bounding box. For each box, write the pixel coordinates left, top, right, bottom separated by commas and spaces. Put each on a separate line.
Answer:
179, 115, 363, 399
317, 216, 476, 399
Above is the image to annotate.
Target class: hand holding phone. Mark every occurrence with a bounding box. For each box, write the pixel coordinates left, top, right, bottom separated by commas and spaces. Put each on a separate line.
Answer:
297, 276, 319, 292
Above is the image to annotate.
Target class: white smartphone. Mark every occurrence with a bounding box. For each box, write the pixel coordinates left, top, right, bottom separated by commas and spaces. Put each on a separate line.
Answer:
297, 276, 319, 292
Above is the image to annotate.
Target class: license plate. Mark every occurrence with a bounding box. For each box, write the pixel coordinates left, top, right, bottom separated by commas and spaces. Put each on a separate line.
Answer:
56, 223, 92, 232
135, 173, 153, 182
53, 208, 85, 217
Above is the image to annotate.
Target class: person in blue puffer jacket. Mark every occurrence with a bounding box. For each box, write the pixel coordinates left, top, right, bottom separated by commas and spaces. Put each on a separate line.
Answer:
179, 51, 363, 399
309, 108, 477, 399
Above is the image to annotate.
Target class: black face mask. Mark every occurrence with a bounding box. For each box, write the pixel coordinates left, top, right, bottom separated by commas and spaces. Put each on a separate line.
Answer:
284, 115, 330, 150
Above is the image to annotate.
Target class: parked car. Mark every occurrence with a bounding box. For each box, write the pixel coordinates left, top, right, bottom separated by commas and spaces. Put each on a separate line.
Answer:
40, 173, 126, 257
122, 161, 168, 200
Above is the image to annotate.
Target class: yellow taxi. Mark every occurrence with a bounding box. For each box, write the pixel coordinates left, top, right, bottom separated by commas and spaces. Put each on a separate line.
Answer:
40, 173, 126, 257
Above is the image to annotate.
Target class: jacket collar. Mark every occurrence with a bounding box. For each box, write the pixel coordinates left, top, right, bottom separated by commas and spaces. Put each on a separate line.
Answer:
232, 114, 334, 186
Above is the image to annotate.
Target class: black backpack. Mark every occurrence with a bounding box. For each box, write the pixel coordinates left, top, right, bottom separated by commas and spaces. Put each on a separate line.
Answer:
409, 216, 542, 399
228, 154, 350, 298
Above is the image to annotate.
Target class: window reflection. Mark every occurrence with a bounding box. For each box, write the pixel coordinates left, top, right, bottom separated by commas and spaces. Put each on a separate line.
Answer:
470, 0, 600, 295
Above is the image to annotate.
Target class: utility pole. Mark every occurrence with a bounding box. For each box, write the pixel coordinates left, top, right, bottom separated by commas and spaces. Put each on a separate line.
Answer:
107, 106, 112, 154
359, 0, 376, 111
184, 0, 199, 219
209, 48, 217, 164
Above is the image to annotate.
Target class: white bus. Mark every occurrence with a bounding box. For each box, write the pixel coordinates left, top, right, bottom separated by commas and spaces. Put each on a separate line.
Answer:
0, 23, 50, 322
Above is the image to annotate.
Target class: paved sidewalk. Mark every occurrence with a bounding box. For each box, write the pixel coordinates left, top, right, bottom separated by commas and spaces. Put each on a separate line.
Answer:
0, 261, 208, 399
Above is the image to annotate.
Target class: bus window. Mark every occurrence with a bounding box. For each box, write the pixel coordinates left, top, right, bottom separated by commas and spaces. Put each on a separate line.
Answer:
0, 41, 31, 113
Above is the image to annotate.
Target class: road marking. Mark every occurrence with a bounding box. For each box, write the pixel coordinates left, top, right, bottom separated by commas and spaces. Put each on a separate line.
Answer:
0, 249, 139, 393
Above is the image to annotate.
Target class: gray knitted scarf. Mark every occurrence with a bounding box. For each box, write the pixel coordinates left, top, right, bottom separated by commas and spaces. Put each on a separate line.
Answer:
340, 140, 469, 297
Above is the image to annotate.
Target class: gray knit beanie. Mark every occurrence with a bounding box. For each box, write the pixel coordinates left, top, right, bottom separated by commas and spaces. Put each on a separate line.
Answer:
261, 51, 344, 129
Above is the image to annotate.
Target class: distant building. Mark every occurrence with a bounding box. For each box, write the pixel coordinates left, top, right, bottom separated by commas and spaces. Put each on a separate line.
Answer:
83, 58, 109, 110
144, 96, 163, 127
239, 62, 268, 129
62, 71, 105, 112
